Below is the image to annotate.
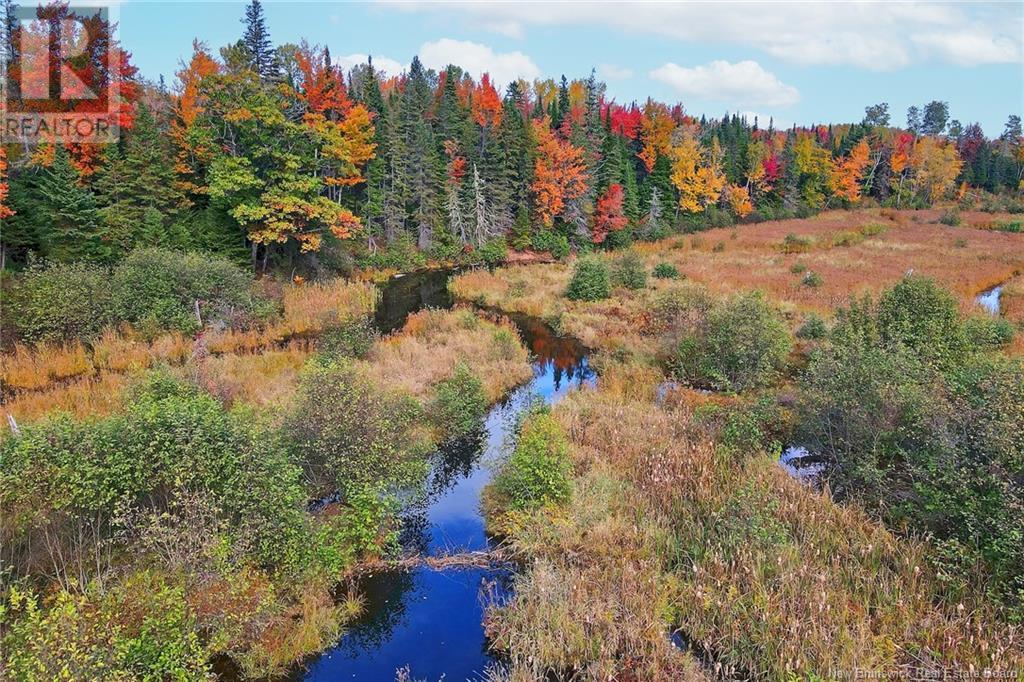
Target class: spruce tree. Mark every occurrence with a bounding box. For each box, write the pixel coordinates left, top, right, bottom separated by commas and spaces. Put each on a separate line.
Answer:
36, 147, 107, 262
241, 0, 278, 80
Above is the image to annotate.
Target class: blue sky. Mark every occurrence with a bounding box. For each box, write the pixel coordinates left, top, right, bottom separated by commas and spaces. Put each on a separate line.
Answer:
118, 1, 1022, 136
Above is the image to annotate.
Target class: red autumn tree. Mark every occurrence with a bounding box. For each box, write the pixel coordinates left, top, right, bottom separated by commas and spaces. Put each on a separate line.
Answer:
295, 43, 351, 116
592, 183, 628, 243
472, 73, 502, 129
0, 149, 14, 221
531, 118, 588, 227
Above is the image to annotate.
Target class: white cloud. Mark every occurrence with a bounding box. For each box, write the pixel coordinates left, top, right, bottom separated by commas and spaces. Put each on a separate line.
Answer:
418, 38, 540, 86
335, 53, 406, 77
912, 29, 1022, 66
650, 60, 800, 108
386, 1, 1022, 70
598, 63, 633, 80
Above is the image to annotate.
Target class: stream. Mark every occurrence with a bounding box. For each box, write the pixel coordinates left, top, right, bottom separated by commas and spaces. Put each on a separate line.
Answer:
976, 285, 1003, 316
297, 269, 595, 681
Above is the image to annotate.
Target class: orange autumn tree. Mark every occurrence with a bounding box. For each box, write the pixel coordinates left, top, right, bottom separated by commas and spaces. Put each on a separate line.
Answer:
834, 139, 871, 203
592, 183, 628, 243
638, 100, 675, 172
172, 41, 221, 203
531, 118, 588, 227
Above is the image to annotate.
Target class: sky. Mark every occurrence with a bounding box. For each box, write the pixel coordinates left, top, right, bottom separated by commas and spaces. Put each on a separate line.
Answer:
117, 0, 1023, 136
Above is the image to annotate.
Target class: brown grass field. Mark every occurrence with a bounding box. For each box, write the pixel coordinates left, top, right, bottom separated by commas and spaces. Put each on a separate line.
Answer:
452, 208, 1024, 360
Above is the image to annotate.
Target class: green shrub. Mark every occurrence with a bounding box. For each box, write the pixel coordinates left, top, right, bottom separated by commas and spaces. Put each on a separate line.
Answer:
832, 230, 863, 247
111, 248, 268, 335
286, 361, 427, 501
8, 260, 113, 343
565, 257, 611, 301
877, 275, 967, 368
2, 573, 210, 681
801, 271, 823, 288
796, 313, 828, 340
790, 262, 807, 274
964, 316, 1015, 349
532, 230, 571, 261
780, 233, 813, 254
319, 315, 379, 359
652, 262, 680, 279
430, 363, 487, 440
611, 251, 647, 290
493, 412, 573, 511
860, 222, 887, 237
995, 220, 1023, 233
939, 209, 961, 226
477, 237, 509, 267
671, 291, 792, 392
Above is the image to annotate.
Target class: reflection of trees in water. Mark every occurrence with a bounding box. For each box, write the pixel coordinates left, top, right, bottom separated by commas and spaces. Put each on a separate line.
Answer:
396, 430, 485, 555
374, 270, 454, 333
509, 313, 593, 393
333, 570, 418, 657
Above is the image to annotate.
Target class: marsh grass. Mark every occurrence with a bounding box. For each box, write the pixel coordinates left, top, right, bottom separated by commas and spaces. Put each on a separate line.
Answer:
486, 363, 1023, 679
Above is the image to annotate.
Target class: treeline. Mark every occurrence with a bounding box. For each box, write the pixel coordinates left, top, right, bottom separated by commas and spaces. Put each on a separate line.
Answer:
1, 0, 1022, 273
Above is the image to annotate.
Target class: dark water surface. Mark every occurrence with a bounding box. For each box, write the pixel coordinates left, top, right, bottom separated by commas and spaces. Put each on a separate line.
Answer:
297, 269, 594, 681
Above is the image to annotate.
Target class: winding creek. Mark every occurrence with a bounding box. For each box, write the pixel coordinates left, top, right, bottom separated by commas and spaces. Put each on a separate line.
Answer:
295, 269, 595, 680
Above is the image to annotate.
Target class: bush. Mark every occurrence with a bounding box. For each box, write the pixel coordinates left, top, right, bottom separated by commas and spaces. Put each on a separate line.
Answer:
780, 233, 813, 254
8, 260, 113, 343
832, 230, 863, 247
476, 237, 509, 267
995, 220, 1023, 233
319, 315, 379, 359
964, 316, 1015, 349
790, 262, 807, 274
430, 362, 487, 440
801, 271, 823, 288
939, 209, 961, 226
671, 291, 792, 392
286, 361, 427, 501
565, 257, 611, 301
611, 251, 647, 290
796, 313, 828, 340
877, 275, 967, 368
652, 262, 680, 279
493, 412, 573, 511
532, 230, 571, 261
111, 248, 268, 335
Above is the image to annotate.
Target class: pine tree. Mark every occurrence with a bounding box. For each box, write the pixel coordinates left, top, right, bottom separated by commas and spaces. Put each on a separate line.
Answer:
36, 147, 107, 262
241, 0, 278, 80
401, 57, 443, 248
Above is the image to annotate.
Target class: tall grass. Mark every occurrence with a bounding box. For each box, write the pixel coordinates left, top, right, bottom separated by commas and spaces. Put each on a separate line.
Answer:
488, 364, 1023, 678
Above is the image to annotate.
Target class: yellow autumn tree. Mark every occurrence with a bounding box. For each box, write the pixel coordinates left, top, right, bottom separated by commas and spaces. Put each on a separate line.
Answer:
670, 129, 725, 213
910, 137, 963, 204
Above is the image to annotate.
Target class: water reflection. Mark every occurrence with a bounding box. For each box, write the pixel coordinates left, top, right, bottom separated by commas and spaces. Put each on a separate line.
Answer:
298, 270, 594, 681
976, 285, 1003, 316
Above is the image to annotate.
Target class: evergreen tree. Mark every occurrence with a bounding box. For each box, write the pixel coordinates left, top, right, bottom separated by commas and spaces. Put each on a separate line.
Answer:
241, 0, 278, 80
36, 147, 108, 262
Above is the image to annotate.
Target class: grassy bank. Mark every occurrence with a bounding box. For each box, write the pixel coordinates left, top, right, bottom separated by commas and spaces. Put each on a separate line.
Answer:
0, 306, 532, 679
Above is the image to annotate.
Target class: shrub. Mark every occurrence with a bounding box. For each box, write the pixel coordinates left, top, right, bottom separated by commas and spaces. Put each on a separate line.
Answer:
780, 233, 813, 254
832, 230, 863, 247
995, 220, 1023, 233
801, 271, 823, 288
877, 275, 967, 368
652, 262, 680, 280
493, 412, 573, 511
964, 316, 1015, 349
790, 262, 807, 274
319, 315, 379, 359
939, 209, 961, 226
860, 222, 887, 237
111, 248, 267, 335
712, 241, 726, 253
532, 230, 571, 261
286, 361, 427, 501
565, 257, 611, 301
430, 362, 487, 440
477, 237, 509, 267
8, 260, 113, 343
611, 251, 647, 290
796, 313, 828, 340
672, 291, 792, 392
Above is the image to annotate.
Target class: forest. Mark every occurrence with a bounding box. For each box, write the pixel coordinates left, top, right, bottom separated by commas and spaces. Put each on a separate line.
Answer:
1, 1, 1024, 680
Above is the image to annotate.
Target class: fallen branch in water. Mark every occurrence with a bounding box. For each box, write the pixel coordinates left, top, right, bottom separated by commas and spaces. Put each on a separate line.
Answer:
352, 548, 512, 574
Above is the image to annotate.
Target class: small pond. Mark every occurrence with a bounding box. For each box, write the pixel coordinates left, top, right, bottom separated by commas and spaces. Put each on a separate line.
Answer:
296, 269, 594, 681
976, 285, 1003, 316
